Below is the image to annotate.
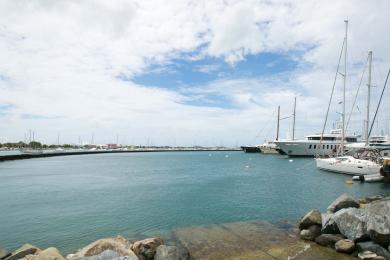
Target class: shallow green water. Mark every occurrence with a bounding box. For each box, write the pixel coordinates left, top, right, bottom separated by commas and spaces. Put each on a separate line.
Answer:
0, 151, 389, 253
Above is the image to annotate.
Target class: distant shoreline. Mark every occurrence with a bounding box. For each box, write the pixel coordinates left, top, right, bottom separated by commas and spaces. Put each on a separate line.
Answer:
0, 149, 241, 162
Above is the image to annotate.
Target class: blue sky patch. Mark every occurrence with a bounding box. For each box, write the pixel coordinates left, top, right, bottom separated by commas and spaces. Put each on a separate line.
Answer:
129, 51, 299, 89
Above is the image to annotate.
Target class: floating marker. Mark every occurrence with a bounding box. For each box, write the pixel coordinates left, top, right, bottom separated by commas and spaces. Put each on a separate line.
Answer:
289, 159, 293, 162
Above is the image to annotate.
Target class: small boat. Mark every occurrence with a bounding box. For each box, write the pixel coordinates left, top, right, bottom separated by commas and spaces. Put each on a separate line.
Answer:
241, 146, 261, 153
20, 149, 44, 155
316, 148, 387, 176
259, 141, 280, 154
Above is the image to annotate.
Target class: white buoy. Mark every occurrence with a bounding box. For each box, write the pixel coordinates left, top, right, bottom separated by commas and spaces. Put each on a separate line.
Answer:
289, 159, 293, 162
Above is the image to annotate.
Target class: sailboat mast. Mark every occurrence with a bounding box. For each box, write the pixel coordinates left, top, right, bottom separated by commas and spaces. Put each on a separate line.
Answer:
292, 97, 296, 140
365, 51, 372, 146
276, 106, 280, 141
341, 20, 348, 154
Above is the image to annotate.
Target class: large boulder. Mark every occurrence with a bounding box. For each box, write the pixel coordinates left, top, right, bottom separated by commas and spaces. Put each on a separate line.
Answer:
23, 247, 65, 260
358, 251, 378, 260
154, 245, 190, 260
356, 241, 390, 259
321, 213, 340, 234
327, 194, 360, 213
74, 250, 138, 260
333, 208, 369, 241
315, 234, 344, 248
299, 209, 322, 230
358, 196, 384, 204
5, 244, 40, 260
131, 238, 164, 260
366, 199, 390, 246
299, 225, 321, 241
68, 236, 133, 259
0, 249, 11, 260
335, 239, 355, 254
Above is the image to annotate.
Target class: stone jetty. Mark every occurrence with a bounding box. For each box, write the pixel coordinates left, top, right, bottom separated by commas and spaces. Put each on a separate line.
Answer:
299, 194, 390, 259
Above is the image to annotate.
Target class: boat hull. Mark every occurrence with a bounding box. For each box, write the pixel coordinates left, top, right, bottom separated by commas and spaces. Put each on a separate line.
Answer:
315, 157, 381, 176
241, 146, 261, 153
275, 141, 352, 157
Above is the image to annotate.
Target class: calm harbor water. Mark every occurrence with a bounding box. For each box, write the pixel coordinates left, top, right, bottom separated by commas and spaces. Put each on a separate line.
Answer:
0, 151, 389, 254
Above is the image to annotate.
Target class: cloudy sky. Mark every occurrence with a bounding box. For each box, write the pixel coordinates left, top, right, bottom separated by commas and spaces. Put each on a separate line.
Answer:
0, 0, 389, 146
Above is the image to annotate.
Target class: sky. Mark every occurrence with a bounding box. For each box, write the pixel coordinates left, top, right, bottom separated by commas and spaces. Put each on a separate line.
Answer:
0, 0, 389, 146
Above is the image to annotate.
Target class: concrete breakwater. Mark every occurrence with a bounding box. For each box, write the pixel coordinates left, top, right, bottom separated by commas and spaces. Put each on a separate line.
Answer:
0, 149, 240, 162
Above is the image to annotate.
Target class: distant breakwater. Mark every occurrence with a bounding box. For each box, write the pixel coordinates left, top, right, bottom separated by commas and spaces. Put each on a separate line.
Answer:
0, 149, 241, 162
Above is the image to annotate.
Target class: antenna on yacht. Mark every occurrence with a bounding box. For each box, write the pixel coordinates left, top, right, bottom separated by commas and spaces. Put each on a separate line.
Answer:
340, 20, 348, 155
365, 51, 372, 146
292, 97, 296, 140
276, 106, 280, 141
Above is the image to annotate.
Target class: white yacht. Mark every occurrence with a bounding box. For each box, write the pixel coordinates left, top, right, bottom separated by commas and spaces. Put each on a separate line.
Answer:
274, 128, 359, 157
315, 148, 386, 176
316, 156, 381, 176
259, 141, 280, 154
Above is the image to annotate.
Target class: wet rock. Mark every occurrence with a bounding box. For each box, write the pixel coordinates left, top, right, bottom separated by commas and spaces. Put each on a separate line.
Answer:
154, 245, 190, 260
299, 225, 321, 241
321, 213, 340, 234
333, 208, 369, 241
299, 209, 322, 230
74, 249, 138, 260
356, 241, 390, 259
131, 238, 164, 260
366, 199, 390, 246
335, 239, 355, 254
373, 256, 386, 260
328, 194, 360, 213
359, 196, 384, 204
315, 234, 344, 248
23, 247, 65, 260
5, 244, 40, 260
68, 236, 133, 259
0, 249, 11, 260
358, 251, 378, 260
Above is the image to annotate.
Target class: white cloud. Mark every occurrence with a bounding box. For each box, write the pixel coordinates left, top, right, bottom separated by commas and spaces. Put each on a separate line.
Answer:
0, 0, 389, 145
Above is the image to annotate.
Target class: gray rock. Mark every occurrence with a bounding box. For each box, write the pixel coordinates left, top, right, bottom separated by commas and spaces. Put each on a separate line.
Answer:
5, 244, 40, 260
131, 238, 164, 260
321, 213, 340, 234
358, 196, 384, 204
300, 225, 321, 241
299, 209, 322, 230
333, 207, 369, 241
328, 193, 360, 213
80, 250, 120, 260
76, 250, 139, 260
335, 239, 355, 254
366, 198, 390, 246
356, 241, 390, 259
315, 234, 344, 248
358, 251, 378, 260
68, 236, 134, 259
154, 245, 190, 260
0, 249, 11, 260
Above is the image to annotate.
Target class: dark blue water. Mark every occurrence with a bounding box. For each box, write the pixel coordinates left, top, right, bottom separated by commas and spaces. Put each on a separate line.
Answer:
0, 151, 389, 253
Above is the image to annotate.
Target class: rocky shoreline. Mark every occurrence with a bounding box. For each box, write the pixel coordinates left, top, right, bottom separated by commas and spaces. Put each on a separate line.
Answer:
298, 194, 390, 259
1, 194, 389, 260
0, 237, 191, 260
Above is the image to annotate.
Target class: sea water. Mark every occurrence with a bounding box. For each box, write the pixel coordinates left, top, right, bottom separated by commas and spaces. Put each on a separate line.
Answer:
0, 151, 389, 253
